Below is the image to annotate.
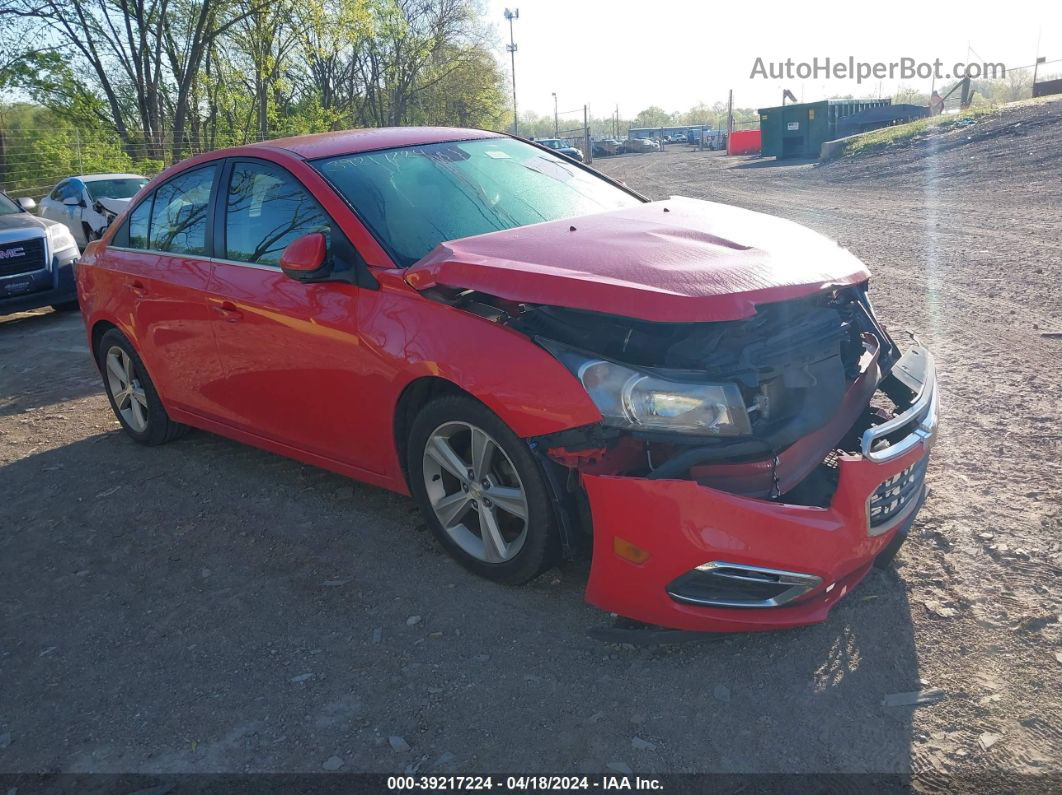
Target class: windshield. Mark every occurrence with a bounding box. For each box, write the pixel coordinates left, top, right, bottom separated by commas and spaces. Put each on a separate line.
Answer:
0, 193, 20, 215
313, 137, 641, 266
86, 178, 147, 200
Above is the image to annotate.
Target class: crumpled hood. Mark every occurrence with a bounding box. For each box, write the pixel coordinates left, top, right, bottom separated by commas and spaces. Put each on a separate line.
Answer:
95, 197, 131, 215
405, 197, 870, 322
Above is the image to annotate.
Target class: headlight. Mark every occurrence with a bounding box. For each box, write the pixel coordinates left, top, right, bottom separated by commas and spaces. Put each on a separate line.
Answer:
46, 223, 78, 253
551, 347, 752, 437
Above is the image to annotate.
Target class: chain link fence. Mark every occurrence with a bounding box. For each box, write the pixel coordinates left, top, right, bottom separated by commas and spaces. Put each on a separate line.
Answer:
0, 126, 285, 200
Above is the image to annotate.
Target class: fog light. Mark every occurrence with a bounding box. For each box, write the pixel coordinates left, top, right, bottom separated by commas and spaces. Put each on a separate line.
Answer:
613, 537, 650, 564
666, 562, 821, 608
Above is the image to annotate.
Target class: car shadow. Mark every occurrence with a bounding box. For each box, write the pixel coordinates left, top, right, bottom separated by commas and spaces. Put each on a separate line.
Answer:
1, 426, 919, 776
0, 309, 101, 417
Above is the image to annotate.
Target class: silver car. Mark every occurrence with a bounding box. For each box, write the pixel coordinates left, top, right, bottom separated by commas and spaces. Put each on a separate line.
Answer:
38, 174, 148, 248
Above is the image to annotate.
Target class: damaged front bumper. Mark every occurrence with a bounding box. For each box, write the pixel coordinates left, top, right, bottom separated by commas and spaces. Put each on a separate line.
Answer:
579, 346, 937, 633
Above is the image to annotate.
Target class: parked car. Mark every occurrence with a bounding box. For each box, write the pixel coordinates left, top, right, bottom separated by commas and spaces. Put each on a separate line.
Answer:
39, 174, 148, 248
0, 191, 81, 315
593, 138, 624, 157
534, 138, 584, 162
624, 137, 659, 153
77, 128, 936, 633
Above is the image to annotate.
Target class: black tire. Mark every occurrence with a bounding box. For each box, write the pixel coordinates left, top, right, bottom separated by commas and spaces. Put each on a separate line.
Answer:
51, 301, 80, 312
407, 395, 559, 585
97, 328, 189, 445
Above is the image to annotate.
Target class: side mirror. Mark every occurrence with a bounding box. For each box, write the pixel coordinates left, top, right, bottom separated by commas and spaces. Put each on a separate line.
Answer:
280, 232, 329, 281
16, 197, 36, 212
62, 196, 83, 207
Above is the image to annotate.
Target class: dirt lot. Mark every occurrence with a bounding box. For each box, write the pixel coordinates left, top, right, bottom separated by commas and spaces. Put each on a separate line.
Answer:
2, 100, 1060, 786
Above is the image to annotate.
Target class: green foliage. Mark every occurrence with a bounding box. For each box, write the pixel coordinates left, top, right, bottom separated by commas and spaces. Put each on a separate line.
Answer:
1, 0, 508, 176
0, 104, 158, 197
842, 104, 999, 158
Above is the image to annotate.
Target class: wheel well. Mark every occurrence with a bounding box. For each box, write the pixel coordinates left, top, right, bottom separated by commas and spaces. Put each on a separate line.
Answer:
393, 377, 474, 483
395, 375, 589, 559
90, 320, 119, 364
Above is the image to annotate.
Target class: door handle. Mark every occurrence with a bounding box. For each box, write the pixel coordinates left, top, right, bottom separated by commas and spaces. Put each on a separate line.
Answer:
127, 280, 147, 297
215, 301, 243, 322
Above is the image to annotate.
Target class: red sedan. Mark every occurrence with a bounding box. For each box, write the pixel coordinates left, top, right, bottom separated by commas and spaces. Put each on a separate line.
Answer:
76, 127, 937, 633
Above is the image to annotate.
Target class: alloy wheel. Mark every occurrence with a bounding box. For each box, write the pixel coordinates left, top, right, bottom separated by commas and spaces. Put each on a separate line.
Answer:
105, 345, 149, 433
422, 421, 529, 564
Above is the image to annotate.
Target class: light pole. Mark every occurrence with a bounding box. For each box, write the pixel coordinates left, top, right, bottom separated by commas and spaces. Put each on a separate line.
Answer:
504, 8, 519, 136
552, 92, 558, 137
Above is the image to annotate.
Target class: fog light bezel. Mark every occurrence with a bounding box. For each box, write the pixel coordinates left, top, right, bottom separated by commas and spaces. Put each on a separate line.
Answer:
666, 561, 822, 608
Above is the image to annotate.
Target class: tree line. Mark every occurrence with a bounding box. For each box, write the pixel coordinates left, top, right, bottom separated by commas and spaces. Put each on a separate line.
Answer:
0, 0, 510, 194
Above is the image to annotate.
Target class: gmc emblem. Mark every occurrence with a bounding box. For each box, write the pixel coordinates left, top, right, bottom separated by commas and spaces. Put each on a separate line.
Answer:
0, 246, 26, 259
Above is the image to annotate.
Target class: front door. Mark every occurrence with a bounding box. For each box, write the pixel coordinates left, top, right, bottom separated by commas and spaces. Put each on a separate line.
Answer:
208, 159, 377, 472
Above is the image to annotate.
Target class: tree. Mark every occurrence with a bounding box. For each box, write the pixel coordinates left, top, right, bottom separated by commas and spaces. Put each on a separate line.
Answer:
292, 0, 373, 126
632, 105, 672, 129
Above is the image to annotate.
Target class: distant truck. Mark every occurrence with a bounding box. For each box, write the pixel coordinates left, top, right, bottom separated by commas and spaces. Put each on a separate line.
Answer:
0, 192, 81, 315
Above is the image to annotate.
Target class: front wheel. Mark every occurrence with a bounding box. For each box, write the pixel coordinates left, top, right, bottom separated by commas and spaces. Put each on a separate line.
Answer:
407, 395, 559, 584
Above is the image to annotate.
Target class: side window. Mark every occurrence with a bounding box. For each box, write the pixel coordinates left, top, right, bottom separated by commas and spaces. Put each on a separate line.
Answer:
128, 196, 153, 249
56, 181, 81, 202
224, 161, 330, 266
149, 165, 216, 255
50, 182, 68, 200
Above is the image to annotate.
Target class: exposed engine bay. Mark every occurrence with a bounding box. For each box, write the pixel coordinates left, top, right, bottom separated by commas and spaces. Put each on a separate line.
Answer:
430, 282, 926, 515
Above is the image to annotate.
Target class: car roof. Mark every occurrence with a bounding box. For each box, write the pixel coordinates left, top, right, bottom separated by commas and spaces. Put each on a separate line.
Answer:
242, 127, 503, 160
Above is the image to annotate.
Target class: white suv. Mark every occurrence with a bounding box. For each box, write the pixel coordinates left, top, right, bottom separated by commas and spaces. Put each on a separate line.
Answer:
38, 174, 147, 248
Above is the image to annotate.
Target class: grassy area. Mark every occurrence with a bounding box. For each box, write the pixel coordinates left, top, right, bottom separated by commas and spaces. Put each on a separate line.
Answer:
842, 104, 999, 157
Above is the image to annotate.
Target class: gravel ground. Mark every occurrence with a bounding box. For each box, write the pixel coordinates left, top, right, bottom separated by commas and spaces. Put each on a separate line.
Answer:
1, 99, 1059, 785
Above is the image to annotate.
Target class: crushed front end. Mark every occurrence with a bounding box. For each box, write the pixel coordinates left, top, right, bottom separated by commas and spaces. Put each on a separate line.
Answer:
515, 284, 937, 632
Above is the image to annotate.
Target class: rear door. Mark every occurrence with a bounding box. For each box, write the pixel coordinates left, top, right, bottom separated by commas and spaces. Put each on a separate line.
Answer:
106, 164, 227, 417
208, 158, 377, 470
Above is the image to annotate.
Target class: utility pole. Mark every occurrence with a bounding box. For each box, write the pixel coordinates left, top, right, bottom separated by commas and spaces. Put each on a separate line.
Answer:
1032, 27, 1045, 90
552, 92, 558, 137
583, 104, 591, 163
504, 8, 519, 136
726, 88, 734, 155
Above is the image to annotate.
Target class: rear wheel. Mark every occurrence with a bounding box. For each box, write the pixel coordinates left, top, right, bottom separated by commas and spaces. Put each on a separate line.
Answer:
97, 329, 188, 445
408, 395, 558, 584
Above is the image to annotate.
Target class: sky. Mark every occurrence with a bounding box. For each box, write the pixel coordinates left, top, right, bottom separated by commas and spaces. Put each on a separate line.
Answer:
483, 0, 1062, 117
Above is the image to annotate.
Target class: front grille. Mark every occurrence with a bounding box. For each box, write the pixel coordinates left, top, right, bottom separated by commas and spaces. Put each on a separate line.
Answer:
868, 455, 929, 533
0, 237, 46, 277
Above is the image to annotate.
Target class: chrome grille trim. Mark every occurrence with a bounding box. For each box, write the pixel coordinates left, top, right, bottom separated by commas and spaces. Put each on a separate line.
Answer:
861, 348, 937, 463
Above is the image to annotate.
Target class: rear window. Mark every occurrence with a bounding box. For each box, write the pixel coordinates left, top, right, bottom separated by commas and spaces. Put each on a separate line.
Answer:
313, 137, 640, 267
